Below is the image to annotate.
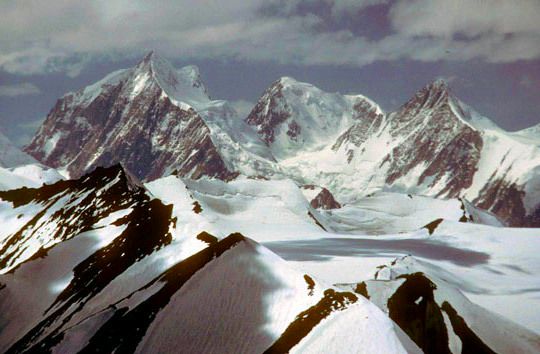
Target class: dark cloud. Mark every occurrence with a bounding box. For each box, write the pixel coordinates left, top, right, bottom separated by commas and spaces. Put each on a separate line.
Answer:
1, 0, 539, 75
0, 0, 538, 145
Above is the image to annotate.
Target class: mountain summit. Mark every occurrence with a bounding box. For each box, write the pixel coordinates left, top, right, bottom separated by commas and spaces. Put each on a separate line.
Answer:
133, 51, 210, 106
24, 52, 237, 181
24, 56, 540, 226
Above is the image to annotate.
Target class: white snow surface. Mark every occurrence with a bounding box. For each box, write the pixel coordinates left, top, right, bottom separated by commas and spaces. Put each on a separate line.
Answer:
0, 170, 538, 352
136, 239, 415, 354
364, 255, 540, 353
0, 164, 63, 191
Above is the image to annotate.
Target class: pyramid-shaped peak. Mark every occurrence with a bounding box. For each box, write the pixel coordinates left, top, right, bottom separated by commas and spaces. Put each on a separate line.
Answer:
410, 77, 453, 105
132, 52, 210, 104
427, 78, 450, 92
142, 50, 156, 63
135, 50, 173, 72
136, 50, 167, 69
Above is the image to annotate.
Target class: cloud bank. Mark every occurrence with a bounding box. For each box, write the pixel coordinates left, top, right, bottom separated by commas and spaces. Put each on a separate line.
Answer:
0, 82, 41, 97
0, 0, 539, 76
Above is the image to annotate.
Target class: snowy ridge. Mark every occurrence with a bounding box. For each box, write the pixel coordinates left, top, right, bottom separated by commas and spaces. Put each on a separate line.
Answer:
514, 123, 540, 145
0, 169, 418, 353
0, 165, 539, 352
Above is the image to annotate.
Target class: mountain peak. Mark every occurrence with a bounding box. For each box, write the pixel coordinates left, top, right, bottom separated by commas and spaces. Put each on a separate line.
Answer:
141, 50, 156, 63
278, 76, 299, 85
402, 78, 454, 112
424, 78, 451, 95
431, 77, 449, 88
132, 52, 210, 105
135, 50, 172, 74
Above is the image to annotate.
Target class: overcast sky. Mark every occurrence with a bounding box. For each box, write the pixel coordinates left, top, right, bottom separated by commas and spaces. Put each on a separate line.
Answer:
1, 0, 539, 145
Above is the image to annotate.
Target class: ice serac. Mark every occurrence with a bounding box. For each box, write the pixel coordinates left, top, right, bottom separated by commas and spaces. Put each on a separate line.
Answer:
24, 51, 237, 181
245, 76, 383, 160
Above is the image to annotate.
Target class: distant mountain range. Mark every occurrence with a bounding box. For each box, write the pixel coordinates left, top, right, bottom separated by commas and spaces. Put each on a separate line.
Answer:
22, 52, 540, 227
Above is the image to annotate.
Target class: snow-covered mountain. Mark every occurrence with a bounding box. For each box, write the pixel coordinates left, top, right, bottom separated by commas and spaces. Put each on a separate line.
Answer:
24, 52, 269, 181
245, 76, 383, 160
267, 79, 540, 227
24, 52, 540, 226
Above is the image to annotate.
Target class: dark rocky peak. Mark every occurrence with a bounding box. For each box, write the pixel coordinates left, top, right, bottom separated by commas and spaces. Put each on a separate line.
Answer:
409, 78, 453, 111
388, 77, 473, 132
310, 187, 342, 210
0, 164, 145, 209
104, 163, 146, 192
245, 79, 290, 145
0, 164, 159, 273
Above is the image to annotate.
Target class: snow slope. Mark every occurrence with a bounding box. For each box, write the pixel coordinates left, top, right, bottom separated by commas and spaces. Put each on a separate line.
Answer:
320, 192, 502, 234
0, 165, 538, 352
339, 255, 540, 354
264, 220, 540, 336
0, 164, 63, 191
0, 172, 417, 353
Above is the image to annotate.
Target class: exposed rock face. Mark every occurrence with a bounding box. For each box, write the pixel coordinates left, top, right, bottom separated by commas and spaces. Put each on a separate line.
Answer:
310, 188, 341, 210
474, 174, 539, 227
342, 256, 540, 354
0, 164, 175, 273
332, 99, 386, 163
382, 80, 483, 198
25, 52, 236, 181
245, 77, 383, 160
245, 80, 290, 145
